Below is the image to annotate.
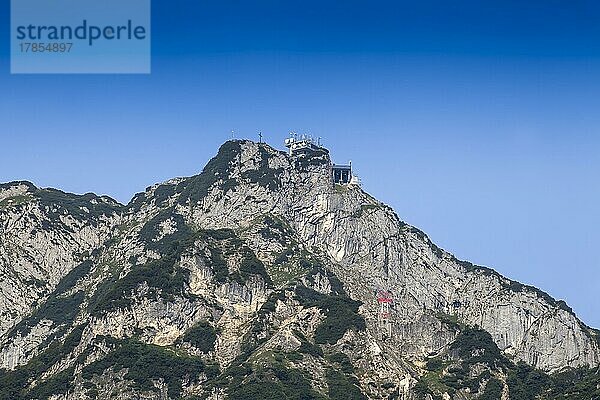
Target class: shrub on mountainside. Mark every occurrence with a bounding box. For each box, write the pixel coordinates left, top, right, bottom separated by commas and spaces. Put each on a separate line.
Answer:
183, 320, 218, 353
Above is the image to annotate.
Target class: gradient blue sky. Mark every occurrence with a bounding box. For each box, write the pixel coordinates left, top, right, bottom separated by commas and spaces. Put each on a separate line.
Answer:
1, 1, 599, 326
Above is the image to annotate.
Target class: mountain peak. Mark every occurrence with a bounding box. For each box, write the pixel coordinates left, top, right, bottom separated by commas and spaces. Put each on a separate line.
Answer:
1, 139, 599, 399
0, 181, 36, 204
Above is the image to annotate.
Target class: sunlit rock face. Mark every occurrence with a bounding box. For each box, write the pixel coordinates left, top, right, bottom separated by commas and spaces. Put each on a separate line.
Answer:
0, 140, 598, 400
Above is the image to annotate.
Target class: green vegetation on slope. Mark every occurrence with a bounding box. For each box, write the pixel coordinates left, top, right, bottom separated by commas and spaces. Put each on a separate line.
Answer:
90, 216, 273, 315
138, 210, 193, 254
0, 324, 87, 400
227, 360, 325, 400
241, 144, 284, 191
0, 194, 32, 209
176, 140, 243, 205
479, 378, 503, 400
88, 215, 195, 314
89, 255, 190, 313
9, 291, 84, 339
449, 327, 508, 368
54, 260, 93, 295
264, 225, 314, 286
418, 326, 600, 400
201, 228, 272, 286
326, 369, 367, 400
507, 362, 600, 400
82, 339, 213, 398
128, 140, 245, 212
183, 320, 218, 353
35, 188, 121, 223
295, 285, 366, 345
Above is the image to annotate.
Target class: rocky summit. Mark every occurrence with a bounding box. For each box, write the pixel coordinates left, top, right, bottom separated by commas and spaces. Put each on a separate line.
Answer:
0, 140, 599, 400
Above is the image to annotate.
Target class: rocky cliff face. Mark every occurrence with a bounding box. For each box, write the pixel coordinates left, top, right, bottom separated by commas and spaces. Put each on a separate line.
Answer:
0, 140, 598, 400
0, 182, 120, 339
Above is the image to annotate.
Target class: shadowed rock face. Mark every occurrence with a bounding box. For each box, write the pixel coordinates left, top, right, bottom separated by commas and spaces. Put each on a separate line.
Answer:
0, 140, 598, 400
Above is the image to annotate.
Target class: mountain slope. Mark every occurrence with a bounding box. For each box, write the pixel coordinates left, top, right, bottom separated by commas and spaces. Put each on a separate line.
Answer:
0, 182, 121, 341
0, 140, 598, 399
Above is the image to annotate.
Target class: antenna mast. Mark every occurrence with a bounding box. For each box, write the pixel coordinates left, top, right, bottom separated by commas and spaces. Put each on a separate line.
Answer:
377, 289, 393, 338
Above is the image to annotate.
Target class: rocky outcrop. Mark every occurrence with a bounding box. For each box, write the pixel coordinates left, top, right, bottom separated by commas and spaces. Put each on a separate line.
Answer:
166, 140, 600, 372
0, 182, 120, 338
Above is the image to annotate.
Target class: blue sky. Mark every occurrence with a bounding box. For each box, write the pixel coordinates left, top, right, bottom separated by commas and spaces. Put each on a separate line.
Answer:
1, 1, 599, 327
